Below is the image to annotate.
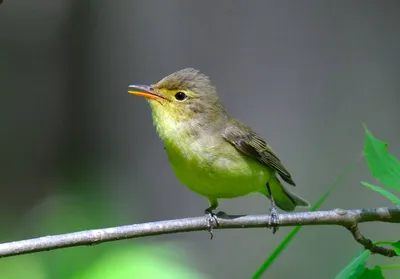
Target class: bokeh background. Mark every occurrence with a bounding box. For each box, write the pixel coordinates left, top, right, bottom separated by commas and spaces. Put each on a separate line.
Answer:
1, 1, 400, 278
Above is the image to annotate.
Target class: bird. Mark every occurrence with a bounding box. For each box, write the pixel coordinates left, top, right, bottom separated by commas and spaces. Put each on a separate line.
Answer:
128, 68, 309, 233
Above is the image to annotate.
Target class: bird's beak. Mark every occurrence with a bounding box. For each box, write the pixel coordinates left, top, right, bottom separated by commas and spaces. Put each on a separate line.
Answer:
128, 85, 167, 100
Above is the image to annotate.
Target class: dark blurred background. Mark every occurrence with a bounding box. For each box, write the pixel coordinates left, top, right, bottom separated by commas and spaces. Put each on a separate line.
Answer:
1, 1, 400, 278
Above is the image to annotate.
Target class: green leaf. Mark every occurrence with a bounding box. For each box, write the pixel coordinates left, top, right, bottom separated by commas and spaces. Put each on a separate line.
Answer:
334, 250, 371, 279
379, 263, 400, 270
361, 182, 400, 205
252, 157, 361, 279
363, 126, 400, 192
392, 241, 400, 256
357, 266, 385, 279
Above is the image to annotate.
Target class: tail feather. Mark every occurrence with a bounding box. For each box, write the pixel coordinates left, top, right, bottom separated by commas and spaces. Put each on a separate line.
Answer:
263, 177, 309, 212
283, 187, 310, 209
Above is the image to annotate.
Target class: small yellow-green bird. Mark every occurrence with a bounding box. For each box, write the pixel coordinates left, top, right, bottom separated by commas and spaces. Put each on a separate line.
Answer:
128, 68, 308, 227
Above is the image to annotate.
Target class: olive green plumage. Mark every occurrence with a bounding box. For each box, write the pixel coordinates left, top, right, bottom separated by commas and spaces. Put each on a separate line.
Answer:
129, 68, 309, 212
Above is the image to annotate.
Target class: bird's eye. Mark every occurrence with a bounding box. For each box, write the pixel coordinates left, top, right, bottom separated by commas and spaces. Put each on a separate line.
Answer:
174, 91, 187, 101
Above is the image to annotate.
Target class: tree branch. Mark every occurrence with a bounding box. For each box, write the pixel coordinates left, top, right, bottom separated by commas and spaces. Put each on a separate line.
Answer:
0, 207, 399, 258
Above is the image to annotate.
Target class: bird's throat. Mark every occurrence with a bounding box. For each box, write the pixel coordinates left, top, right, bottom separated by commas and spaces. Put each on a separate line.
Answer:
149, 104, 225, 148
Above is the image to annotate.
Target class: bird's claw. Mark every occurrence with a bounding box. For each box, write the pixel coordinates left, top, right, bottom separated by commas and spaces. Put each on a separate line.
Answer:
268, 205, 279, 234
266, 182, 280, 234
204, 208, 219, 239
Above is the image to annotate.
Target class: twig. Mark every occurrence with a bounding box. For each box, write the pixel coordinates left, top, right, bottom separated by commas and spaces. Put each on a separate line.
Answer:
0, 207, 399, 258
346, 225, 397, 257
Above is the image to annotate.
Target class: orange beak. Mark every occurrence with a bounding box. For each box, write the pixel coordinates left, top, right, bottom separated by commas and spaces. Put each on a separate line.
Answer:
128, 85, 167, 101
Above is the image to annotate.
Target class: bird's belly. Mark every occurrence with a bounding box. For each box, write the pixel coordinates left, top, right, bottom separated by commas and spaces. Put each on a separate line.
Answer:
165, 144, 271, 199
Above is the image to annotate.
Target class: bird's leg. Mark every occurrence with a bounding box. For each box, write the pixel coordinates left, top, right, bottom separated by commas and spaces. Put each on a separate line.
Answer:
204, 198, 219, 239
266, 182, 279, 234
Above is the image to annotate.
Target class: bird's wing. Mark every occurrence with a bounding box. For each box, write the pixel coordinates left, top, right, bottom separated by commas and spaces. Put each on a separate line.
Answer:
222, 124, 296, 186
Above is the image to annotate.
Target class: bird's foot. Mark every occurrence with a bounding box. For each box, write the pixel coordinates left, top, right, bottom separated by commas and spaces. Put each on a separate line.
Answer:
266, 182, 279, 234
268, 201, 280, 234
204, 208, 219, 239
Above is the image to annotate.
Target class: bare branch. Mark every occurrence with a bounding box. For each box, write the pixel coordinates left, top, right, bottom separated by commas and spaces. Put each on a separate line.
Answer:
346, 225, 397, 257
0, 206, 399, 258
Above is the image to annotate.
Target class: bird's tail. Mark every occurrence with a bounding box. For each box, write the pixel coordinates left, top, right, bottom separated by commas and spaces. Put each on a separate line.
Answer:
263, 177, 309, 212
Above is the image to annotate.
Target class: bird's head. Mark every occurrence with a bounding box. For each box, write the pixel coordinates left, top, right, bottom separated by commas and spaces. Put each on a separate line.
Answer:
128, 68, 225, 125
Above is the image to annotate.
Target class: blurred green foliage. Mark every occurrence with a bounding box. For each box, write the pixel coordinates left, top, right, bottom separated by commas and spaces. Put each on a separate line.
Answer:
253, 126, 400, 279
0, 172, 208, 279
334, 127, 400, 278
72, 245, 207, 279
2, 127, 400, 279
252, 146, 361, 278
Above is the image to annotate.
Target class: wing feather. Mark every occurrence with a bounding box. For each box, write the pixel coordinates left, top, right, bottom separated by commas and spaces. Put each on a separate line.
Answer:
222, 124, 295, 186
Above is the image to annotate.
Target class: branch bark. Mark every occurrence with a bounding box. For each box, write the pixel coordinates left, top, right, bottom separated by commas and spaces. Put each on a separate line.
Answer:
0, 206, 399, 258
